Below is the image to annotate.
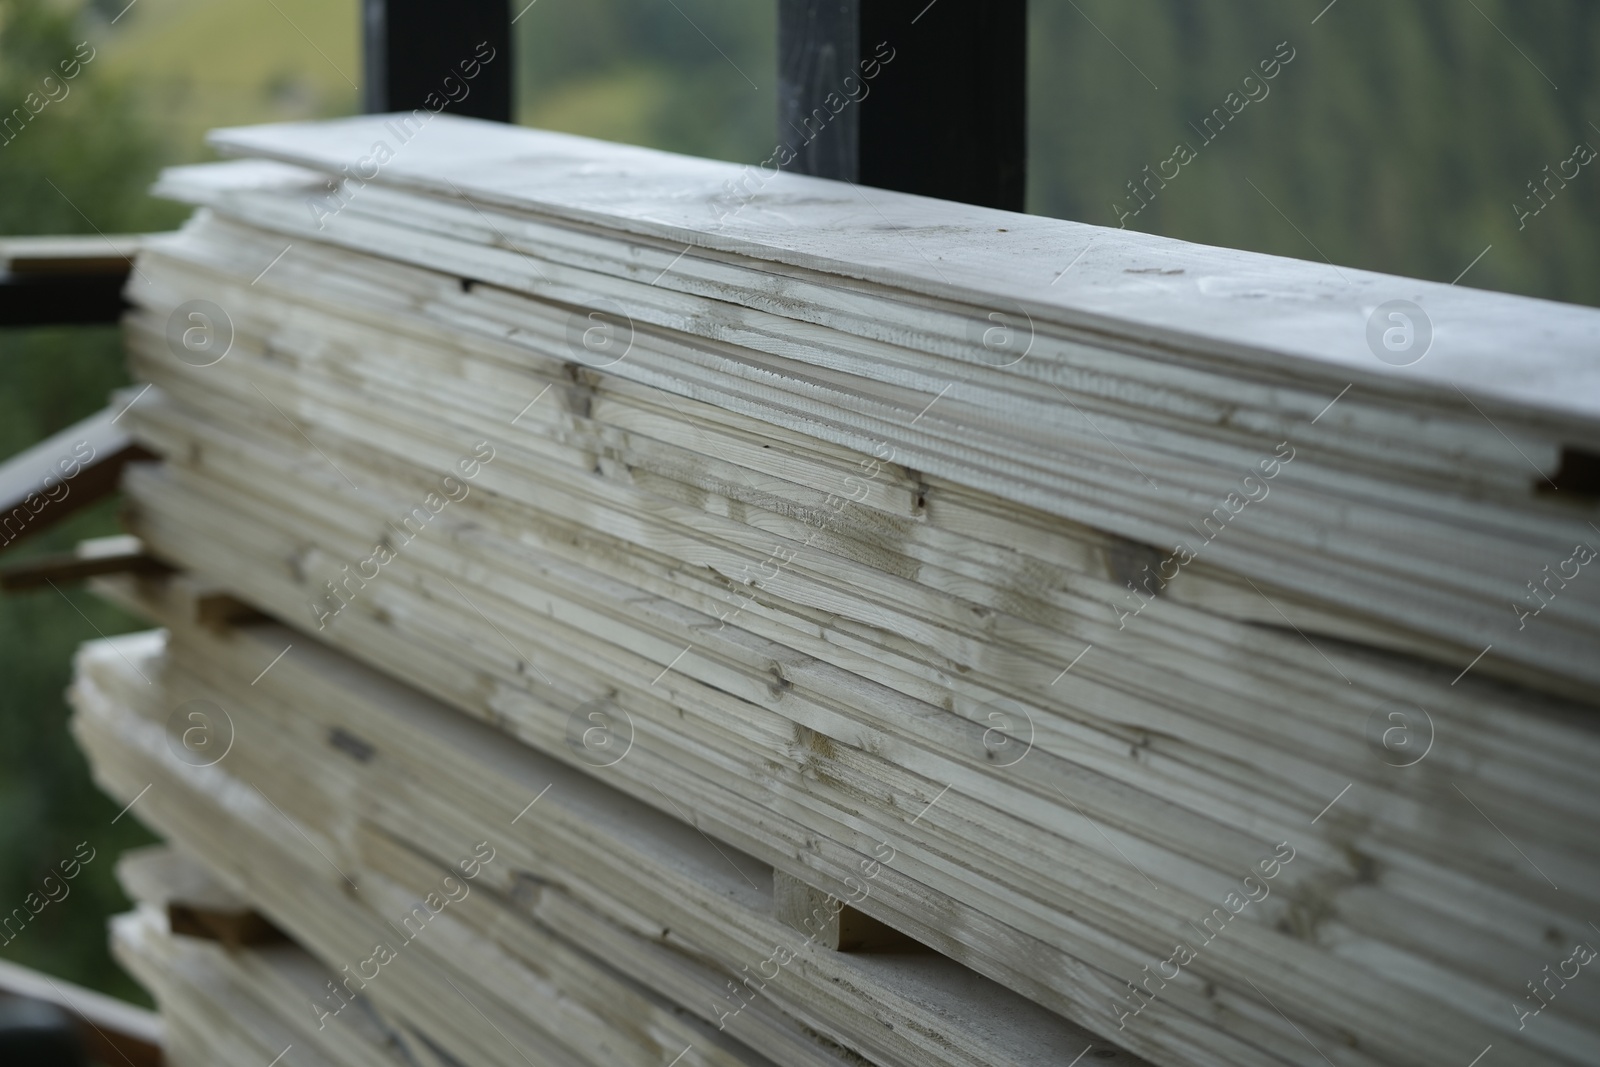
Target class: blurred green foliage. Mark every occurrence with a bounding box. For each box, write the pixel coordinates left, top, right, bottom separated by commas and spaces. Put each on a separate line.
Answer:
0, 0, 179, 1007
1, 0, 1597, 1012
1027, 0, 1600, 304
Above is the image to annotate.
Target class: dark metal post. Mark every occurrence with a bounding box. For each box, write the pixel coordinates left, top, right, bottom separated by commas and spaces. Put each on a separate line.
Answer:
362, 0, 513, 122
777, 0, 1026, 210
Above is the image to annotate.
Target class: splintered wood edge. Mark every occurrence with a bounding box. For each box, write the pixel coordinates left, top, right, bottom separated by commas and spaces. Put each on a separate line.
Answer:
117, 845, 287, 948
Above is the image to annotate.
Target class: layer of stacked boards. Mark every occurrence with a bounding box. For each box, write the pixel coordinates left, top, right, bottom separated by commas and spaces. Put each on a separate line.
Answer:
81, 113, 1600, 1067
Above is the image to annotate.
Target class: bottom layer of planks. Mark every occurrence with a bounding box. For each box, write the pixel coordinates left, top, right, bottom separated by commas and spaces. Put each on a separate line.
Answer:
112, 852, 449, 1067
71, 606, 1142, 1067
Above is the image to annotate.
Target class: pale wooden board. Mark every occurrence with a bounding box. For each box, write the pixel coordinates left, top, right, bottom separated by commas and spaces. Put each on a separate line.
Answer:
74, 623, 1150, 1067
204, 115, 1600, 430
105, 441, 1600, 1067
116, 364, 1600, 875
116, 301, 1600, 854
112, 903, 454, 1067
80, 681, 792, 1067
85, 112, 1600, 1067
122, 205, 1600, 692
154, 173, 1557, 495
109, 292, 1600, 1049
0, 232, 145, 274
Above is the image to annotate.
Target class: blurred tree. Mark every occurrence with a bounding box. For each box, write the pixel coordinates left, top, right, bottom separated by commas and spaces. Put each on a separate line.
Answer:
1028, 0, 1600, 304
0, 0, 177, 1005
515, 0, 774, 163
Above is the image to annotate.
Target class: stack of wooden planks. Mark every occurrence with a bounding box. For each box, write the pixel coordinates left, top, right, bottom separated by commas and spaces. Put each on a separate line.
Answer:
76, 114, 1600, 1067
77, 609, 1124, 1067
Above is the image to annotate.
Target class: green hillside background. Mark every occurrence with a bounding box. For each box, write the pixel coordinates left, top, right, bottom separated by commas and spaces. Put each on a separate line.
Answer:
1, 0, 1597, 1005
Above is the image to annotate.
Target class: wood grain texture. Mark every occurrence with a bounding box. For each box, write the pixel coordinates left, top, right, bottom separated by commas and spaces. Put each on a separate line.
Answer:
203, 114, 1600, 426
87, 116, 1600, 1067
145, 159, 1600, 692
76, 622, 1141, 1067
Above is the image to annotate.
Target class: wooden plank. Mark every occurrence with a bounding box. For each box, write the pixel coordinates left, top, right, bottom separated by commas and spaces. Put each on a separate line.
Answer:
118, 238, 1600, 706
0, 402, 154, 554
0, 957, 163, 1067
74, 618, 1155, 1067
82, 114, 1600, 1067
202, 115, 1600, 430
0, 233, 146, 327
0, 234, 146, 275
0, 535, 169, 592
101, 449, 1600, 1066
138, 163, 1600, 692
112, 899, 439, 1067
777, 0, 1026, 209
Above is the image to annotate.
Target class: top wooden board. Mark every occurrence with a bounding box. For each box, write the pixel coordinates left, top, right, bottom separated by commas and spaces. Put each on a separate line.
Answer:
207, 114, 1600, 428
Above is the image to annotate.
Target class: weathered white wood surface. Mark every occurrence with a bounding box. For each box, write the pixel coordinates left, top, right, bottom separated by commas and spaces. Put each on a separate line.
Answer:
106, 221, 1600, 1066
144, 163, 1600, 692
104, 361, 1600, 1067
205, 114, 1600, 428
76, 621, 1134, 1067
112, 901, 436, 1067
96, 114, 1600, 1067
81, 646, 852, 1067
